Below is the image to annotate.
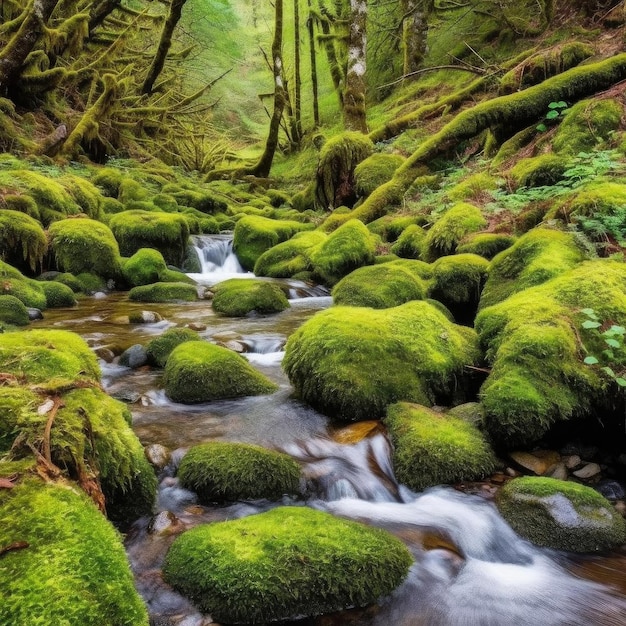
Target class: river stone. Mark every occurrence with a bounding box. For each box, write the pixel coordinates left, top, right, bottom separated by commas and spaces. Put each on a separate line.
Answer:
129, 310, 163, 324
119, 344, 148, 369
163, 507, 413, 623
496, 476, 626, 552
220, 339, 245, 353
573, 462, 602, 479
149, 511, 180, 535
509, 450, 560, 476
596, 480, 626, 501
145, 444, 172, 470
27, 308, 43, 321
187, 322, 206, 331
545, 462, 569, 481
94, 346, 115, 362
564, 454, 582, 470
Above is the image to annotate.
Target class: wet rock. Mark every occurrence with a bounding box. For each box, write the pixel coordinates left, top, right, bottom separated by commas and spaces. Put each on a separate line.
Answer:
220, 340, 245, 353
596, 480, 625, 502
545, 463, 569, 481
201, 288, 214, 300
119, 344, 148, 368
148, 511, 180, 535
573, 462, 601, 479
505, 467, 521, 477
211, 330, 241, 342
333, 420, 382, 444
112, 389, 141, 404
564, 454, 582, 470
187, 322, 206, 331
129, 310, 163, 324
145, 443, 172, 470
509, 450, 560, 476
93, 291, 107, 299
94, 346, 115, 363
27, 308, 43, 320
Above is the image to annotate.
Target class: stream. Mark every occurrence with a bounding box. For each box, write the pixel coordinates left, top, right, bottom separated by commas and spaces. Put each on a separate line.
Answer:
33, 235, 626, 626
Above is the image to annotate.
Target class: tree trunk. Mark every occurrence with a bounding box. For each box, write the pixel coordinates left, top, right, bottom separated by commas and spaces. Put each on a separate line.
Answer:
293, 0, 303, 141
307, 0, 320, 127
141, 0, 187, 95
401, 0, 432, 80
343, 0, 367, 132
319, 8, 344, 107
88, 0, 121, 35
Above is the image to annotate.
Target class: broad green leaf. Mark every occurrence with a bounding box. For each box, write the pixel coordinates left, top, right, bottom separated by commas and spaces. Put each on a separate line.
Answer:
605, 338, 621, 349
602, 366, 616, 377
609, 325, 625, 335
546, 110, 560, 120
616, 378, 626, 387
582, 320, 601, 329
580, 308, 597, 318
583, 356, 599, 365
536, 123, 547, 133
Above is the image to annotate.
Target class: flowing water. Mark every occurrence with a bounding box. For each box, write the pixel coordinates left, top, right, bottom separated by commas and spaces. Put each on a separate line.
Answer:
33, 234, 626, 626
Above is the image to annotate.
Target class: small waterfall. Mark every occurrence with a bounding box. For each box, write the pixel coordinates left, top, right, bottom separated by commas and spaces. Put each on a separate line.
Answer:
187, 234, 252, 284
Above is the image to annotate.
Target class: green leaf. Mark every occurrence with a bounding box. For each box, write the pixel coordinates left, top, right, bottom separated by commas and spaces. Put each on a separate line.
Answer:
584, 356, 599, 365
602, 366, 616, 377
609, 325, 625, 335
616, 378, 626, 387
536, 123, 547, 133
605, 338, 621, 349
603, 349, 615, 359
546, 110, 560, 120
582, 320, 602, 329
580, 308, 598, 318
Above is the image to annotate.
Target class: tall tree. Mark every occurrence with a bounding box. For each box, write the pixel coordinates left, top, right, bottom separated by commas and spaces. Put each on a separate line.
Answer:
343, 0, 367, 132
306, 0, 320, 127
293, 0, 303, 140
401, 0, 433, 80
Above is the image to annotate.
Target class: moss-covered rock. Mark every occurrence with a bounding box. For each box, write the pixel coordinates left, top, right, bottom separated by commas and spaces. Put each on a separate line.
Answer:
354, 153, 405, 199
47, 272, 84, 293
390, 223, 427, 259
447, 172, 498, 203
75, 272, 107, 294
253, 230, 327, 278
0, 209, 47, 272
331, 260, 431, 308
146, 327, 202, 368
385, 402, 496, 491
37, 280, 77, 307
177, 442, 301, 502
367, 215, 423, 243
233, 215, 312, 271
128, 281, 198, 303
510, 154, 569, 188
211, 278, 290, 317
479, 228, 588, 309
92, 167, 123, 197
163, 506, 412, 623
496, 477, 626, 552
0, 479, 149, 626
48, 218, 122, 279
309, 219, 378, 285
0, 294, 29, 326
163, 341, 277, 403
109, 210, 190, 266
553, 98, 624, 155
283, 301, 480, 421
456, 233, 516, 260
0, 261, 47, 309
447, 402, 486, 427
422, 203, 487, 262
122, 248, 167, 287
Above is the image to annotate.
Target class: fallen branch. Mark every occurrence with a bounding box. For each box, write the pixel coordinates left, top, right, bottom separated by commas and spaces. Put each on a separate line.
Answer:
379, 64, 487, 90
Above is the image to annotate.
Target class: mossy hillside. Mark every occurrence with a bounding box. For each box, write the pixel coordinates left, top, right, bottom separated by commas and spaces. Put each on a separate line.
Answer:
422, 203, 487, 262
391, 223, 427, 259
129, 281, 198, 303
553, 98, 624, 155
177, 442, 301, 502
479, 228, 588, 310
146, 327, 202, 368
476, 261, 626, 447
163, 341, 278, 403
109, 210, 191, 266
308, 219, 378, 285
253, 230, 327, 278
0, 329, 100, 389
211, 278, 290, 317
283, 301, 480, 422
0, 209, 47, 272
354, 153, 405, 199
37, 280, 77, 307
331, 260, 431, 309
233, 215, 313, 271
163, 506, 412, 623
0, 294, 30, 326
121, 248, 167, 287
385, 402, 496, 491
496, 476, 626, 552
48, 218, 122, 279
510, 154, 569, 188
456, 233, 516, 260
0, 479, 149, 626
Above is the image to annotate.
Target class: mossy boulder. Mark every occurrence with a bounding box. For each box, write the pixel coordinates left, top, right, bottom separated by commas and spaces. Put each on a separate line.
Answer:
163, 341, 277, 403
92, 167, 123, 197
422, 203, 487, 262
367, 215, 423, 243
0, 261, 48, 309
146, 327, 202, 368
0, 294, 29, 326
253, 230, 327, 278
128, 281, 198, 303
354, 153, 405, 198
510, 154, 569, 188
390, 224, 427, 259
496, 477, 626, 552
163, 506, 412, 623
385, 403, 496, 491
456, 233, 516, 260
476, 260, 626, 447
48, 218, 122, 279
309, 219, 378, 285
177, 442, 301, 502
76, 272, 107, 294
479, 228, 588, 310
211, 278, 290, 317
233, 215, 312, 271
37, 280, 77, 307
0, 209, 47, 272
122, 248, 168, 287
331, 260, 431, 308
109, 210, 190, 266
283, 301, 480, 421
553, 98, 624, 155
0, 479, 149, 626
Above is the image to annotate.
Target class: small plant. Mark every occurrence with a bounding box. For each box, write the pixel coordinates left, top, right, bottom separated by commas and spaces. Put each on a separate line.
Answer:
580, 307, 626, 387
536, 101, 569, 132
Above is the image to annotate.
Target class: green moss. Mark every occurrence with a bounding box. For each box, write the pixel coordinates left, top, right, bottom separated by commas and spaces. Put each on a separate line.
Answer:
447, 172, 498, 202
457, 233, 516, 260
266, 189, 292, 207
385, 402, 496, 491
496, 477, 626, 552
422, 203, 487, 262
39, 272, 83, 293
0, 209, 47, 271
211, 278, 290, 317
178, 442, 301, 502
109, 210, 190, 266
391, 224, 427, 259
3, 194, 40, 221
283, 301, 479, 421
291, 183, 316, 212
553, 98, 624, 155
162, 185, 228, 214
118, 178, 149, 204
129, 281, 198, 303
163, 506, 412, 623
60, 175, 104, 221
233, 215, 313, 271
253, 231, 327, 278
368, 215, 424, 243
101, 197, 125, 214
163, 341, 277, 403
37, 280, 77, 307
0, 271, 47, 309
479, 228, 588, 309
354, 153, 405, 199
0, 480, 149, 625
146, 327, 202, 368
309, 219, 378, 285
92, 167, 123, 197
122, 248, 167, 287
48, 218, 122, 279
0, 387, 38, 451
76, 272, 107, 294
0, 294, 29, 326
510, 154, 569, 188
332, 260, 431, 308
447, 402, 486, 427
159, 268, 196, 284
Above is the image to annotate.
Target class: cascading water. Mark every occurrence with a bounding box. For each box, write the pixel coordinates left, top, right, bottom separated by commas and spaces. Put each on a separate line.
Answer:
187, 234, 252, 284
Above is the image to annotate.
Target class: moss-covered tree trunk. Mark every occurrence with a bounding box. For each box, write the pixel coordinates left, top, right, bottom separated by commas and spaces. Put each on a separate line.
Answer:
307, 0, 320, 127
293, 0, 303, 141
88, 0, 121, 35
319, 5, 344, 107
401, 0, 433, 80
141, 0, 187, 95
343, 0, 367, 132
